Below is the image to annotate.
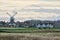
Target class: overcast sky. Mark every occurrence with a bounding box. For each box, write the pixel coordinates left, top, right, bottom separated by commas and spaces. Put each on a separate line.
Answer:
0, 0, 60, 22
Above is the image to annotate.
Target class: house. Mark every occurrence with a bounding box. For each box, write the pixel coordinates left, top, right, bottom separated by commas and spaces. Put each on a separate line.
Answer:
54, 21, 60, 28
25, 20, 54, 28
36, 23, 53, 28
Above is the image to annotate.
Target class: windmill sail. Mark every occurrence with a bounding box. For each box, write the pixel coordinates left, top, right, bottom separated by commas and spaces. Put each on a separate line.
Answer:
6, 11, 17, 23
7, 12, 11, 16
13, 11, 17, 17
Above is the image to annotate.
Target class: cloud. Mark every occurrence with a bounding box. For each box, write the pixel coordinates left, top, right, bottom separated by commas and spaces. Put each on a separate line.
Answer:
9, 0, 60, 1
19, 8, 60, 14
0, 0, 60, 21
31, 4, 60, 7
37, 0, 60, 1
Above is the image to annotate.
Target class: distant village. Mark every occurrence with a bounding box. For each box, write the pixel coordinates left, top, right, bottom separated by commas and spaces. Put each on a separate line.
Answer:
0, 11, 60, 28
0, 20, 60, 28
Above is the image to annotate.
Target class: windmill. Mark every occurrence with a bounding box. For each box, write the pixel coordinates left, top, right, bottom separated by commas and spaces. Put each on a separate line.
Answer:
7, 11, 17, 23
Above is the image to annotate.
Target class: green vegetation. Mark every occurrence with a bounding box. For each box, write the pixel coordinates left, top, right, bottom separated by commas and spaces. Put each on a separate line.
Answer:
0, 27, 39, 30
0, 27, 60, 40
0, 27, 60, 33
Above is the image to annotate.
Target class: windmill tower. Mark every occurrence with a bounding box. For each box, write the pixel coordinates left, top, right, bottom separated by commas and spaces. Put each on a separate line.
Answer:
7, 11, 17, 23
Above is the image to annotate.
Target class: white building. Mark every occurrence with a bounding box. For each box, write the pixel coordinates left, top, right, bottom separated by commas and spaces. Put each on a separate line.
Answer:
36, 23, 53, 28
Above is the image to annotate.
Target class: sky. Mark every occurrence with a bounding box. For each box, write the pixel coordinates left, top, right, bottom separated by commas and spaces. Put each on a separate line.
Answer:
0, 0, 60, 22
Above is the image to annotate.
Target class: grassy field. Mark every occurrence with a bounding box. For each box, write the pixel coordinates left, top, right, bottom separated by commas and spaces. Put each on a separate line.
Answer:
0, 33, 60, 40
0, 27, 60, 33
0, 27, 60, 40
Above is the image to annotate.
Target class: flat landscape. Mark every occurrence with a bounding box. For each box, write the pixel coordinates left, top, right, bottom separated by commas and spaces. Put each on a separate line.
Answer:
0, 27, 60, 33
0, 33, 60, 40
0, 27, 60, 40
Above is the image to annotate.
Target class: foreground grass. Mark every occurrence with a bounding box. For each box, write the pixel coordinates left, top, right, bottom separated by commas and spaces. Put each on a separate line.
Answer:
0, 33, 60, 40
0, 27, 60, 40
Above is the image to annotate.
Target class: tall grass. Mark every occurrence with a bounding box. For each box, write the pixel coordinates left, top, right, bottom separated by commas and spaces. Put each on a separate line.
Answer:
0, 33, 60, 40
